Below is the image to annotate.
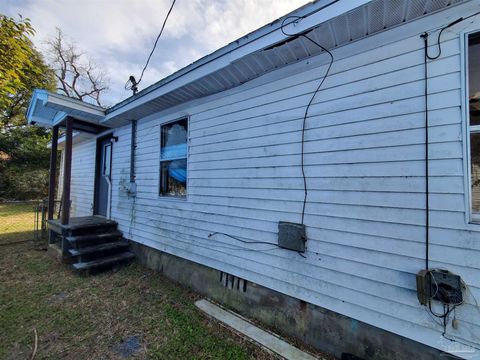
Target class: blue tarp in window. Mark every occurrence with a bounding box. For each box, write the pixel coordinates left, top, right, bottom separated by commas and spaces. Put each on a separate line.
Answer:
168, 159, 187, 183
162, 143, 187, 160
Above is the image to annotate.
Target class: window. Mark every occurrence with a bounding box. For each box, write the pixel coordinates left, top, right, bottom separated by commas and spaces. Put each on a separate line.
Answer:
103, 143, 111, 178
468, 33, 480, 218
160, 118, 188, 197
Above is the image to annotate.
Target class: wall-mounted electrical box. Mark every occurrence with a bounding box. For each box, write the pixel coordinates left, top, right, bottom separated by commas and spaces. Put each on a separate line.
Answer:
278, 222, 306, 252
416, 269, 463, 306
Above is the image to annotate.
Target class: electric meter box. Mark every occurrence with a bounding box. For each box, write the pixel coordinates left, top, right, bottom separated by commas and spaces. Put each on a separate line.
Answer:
278, 222, 306, 252
416, 269, 463, 306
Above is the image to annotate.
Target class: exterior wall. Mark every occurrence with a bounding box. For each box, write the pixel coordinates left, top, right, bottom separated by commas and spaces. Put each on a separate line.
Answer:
65, 2, 480, 357
69, 138, 96, 217
130, 241, 454, 360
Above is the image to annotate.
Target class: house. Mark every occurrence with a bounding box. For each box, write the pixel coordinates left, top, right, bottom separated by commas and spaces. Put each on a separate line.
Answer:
26, 0, 480, 358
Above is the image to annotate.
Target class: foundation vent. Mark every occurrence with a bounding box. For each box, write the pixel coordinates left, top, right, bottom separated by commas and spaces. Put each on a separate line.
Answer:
220, 271, 247, 292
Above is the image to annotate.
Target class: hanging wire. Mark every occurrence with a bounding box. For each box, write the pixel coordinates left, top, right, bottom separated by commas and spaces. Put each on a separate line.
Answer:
208, 232, 278, 246
208, 232, 306, 258
420, 14, 476, 270
125, 0, 177, 94
280, 16, 334, 225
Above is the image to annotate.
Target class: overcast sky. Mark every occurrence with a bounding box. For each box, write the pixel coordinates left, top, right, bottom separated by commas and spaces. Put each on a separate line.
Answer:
1, 0, 309, 107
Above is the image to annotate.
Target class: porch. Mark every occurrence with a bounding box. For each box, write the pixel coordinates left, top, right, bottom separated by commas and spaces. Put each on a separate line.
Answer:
48, 216, 133, 274
26, 90, 134, 273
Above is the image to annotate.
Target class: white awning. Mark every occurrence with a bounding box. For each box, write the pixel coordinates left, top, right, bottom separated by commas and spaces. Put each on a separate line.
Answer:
26, 89, 106, 128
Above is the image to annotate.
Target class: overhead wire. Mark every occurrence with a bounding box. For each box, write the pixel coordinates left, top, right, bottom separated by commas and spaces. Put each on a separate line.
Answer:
125, 0, 177, 93
117, 0, 341, 105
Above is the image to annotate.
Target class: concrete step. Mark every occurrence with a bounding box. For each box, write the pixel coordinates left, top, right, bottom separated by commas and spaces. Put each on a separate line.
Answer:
195, 299, 320, 360
68, 240, 130, 257
73, 251, 135, 274
66, 231, 123, 249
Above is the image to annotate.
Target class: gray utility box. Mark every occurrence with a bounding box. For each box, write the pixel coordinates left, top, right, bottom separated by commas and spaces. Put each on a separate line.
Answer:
278, 221, 306, 252
416, 269, 463, 306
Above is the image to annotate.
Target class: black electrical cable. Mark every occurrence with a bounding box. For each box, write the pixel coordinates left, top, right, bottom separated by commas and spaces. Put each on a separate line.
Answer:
442, 333, 480, 352
421, 11, 480, 327
200, 10, 336, 255
421, 32, 430, 271
126, 0, 176, 92
416, 14, 480, 349
424, 270, 480, 347
208, 232, 307, 258
420, 16, 467, 270
205, 241, 279, 253
297, 251, 307, 258
117, 0, 341, 105
208, 232, 278, 246
428, 300, 455, 319
280, 16, 334, 225
424, 18, 464, 60
443, 304, 449, 335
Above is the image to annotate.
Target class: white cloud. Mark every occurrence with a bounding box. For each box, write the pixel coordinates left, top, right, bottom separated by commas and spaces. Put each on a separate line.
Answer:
1, 0, 310, 105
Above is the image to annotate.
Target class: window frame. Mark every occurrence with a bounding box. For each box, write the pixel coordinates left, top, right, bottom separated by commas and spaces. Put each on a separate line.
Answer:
463, 29, 480, 223
158, 116, 189, 199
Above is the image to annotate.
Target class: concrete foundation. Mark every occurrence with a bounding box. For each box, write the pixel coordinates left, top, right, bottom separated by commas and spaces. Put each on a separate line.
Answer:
130, 241, 454, 360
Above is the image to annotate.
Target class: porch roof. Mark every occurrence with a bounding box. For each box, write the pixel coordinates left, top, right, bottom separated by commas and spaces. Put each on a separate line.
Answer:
26, 89, 108, 132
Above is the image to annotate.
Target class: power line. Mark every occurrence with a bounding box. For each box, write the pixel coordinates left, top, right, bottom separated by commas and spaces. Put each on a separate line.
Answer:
125, 0, 177, 94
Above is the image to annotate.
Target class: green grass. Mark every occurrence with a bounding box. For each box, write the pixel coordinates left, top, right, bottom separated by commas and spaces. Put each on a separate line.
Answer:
0, 204, 274, 360
0, 202, 36, 243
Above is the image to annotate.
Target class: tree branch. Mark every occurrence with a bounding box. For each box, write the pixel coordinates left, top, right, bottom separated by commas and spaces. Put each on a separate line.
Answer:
46, 28, 109, 106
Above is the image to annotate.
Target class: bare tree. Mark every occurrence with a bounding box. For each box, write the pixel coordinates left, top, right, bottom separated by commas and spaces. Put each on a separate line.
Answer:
46, 28, 109, 106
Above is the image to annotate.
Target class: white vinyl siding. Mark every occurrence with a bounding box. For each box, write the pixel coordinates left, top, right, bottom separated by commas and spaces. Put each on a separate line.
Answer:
64, 2, 480, 355
69, 138, 96, 217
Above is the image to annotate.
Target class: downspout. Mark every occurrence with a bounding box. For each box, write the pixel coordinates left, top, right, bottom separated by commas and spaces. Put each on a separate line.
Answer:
128, 120, 137, 197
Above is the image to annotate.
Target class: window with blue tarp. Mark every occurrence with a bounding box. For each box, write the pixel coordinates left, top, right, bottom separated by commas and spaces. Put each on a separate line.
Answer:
160, 118, 188, 197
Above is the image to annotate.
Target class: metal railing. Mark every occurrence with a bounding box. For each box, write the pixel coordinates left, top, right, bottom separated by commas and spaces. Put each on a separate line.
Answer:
33, 199, 62, 242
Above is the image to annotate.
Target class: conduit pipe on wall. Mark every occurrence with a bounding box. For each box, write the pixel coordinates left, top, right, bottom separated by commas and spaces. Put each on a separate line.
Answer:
128, 119, 137, 197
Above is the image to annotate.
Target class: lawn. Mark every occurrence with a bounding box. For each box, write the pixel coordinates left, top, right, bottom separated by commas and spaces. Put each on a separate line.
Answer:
0, 202, 37, 244
0, 204, 275, 359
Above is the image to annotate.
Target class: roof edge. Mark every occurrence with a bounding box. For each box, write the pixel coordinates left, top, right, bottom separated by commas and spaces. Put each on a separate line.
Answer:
105, 0, 370, 118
